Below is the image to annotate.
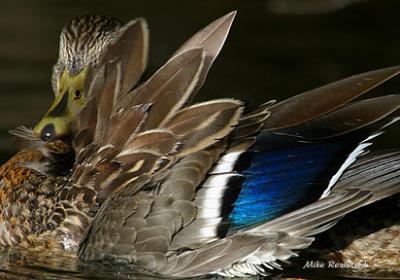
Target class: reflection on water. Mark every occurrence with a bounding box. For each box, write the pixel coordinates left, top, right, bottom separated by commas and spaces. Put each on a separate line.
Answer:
0, 0, 400, 279
0, 247, 369, 280
0, 247, 156, 279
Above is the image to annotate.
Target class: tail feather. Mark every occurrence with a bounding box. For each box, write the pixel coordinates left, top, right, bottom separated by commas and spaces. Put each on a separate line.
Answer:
263, 66, 400, 131
275, 95, 400, 139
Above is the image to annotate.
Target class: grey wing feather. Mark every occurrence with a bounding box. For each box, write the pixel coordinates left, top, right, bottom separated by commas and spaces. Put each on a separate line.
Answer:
332, 150, 400, 201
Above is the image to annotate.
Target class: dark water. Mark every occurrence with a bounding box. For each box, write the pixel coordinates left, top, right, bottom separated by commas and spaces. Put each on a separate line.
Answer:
0, 0, 399, 279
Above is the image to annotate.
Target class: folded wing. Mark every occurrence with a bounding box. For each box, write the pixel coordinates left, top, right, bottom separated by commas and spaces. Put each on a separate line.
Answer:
71, 12, 400, 278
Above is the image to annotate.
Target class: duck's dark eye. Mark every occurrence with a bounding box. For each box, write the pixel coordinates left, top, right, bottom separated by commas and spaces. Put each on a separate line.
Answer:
74, 90, 81, 100
40, 124, 55, 141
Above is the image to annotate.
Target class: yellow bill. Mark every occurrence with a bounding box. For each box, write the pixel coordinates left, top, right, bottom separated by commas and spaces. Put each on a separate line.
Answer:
34, 68, 89, 141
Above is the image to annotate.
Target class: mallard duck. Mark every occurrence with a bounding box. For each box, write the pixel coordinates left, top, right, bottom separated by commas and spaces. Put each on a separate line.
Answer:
1, 12, 400, 278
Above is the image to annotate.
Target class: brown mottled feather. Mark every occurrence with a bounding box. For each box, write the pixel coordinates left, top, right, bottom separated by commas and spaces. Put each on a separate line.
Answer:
105, 105, 149, 148
133, 49, 206, 129
123, 130, 179, 155
172, 11, 236, 94
100, 19, 149, 94
164, 99, 244, 155
93, 62, 123, 144
231, 102, 271, 139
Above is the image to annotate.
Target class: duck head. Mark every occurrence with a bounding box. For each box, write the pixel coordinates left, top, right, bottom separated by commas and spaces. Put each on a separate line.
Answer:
34, 15, 122, 141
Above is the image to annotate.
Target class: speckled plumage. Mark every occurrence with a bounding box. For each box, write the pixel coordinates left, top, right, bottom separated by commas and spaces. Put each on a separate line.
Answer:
52, 15, 123, 92
0, 12, 400, 278
0, 141, 73, 249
